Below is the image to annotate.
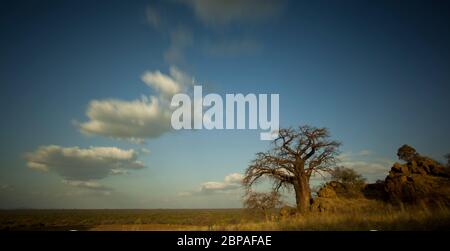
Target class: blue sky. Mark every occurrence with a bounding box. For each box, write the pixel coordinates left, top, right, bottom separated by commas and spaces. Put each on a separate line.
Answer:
0, 0, 449, 208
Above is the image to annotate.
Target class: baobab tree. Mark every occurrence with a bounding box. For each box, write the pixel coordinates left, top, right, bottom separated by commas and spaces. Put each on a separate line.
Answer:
243, 125, 341, 212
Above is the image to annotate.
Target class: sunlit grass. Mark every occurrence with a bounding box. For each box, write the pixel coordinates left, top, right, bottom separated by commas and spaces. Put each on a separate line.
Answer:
213, 200, 450, 231
212, 209, 450, 231
1, 203, 449, 230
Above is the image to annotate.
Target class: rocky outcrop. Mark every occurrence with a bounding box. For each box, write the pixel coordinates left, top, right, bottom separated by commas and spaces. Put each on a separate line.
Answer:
311, 146, 450, 212
305, 146, 449, 213
384, 155, 450, 206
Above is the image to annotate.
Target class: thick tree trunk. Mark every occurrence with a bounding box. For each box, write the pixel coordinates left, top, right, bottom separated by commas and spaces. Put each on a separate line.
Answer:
294, 175, 311, 213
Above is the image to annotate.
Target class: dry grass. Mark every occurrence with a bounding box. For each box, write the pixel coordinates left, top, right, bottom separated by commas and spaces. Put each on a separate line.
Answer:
90, 224, 208, 231
213, 210, 450, 231
0, 209, 253, 231
213, 199, 450, 231
1, 201, 449, 231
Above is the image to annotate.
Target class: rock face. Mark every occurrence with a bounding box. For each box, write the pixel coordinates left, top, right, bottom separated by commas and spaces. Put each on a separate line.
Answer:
306, 146, 449, 213
384, 156, 450, 206
316, 181, 346, 198
311, 181, 365, 212
311, 148, 450, 212
311, 182, 340, 212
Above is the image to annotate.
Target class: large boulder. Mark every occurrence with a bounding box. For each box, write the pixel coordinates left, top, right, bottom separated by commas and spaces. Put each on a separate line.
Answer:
316, 181, 359, 198
312, 181, 366, 212
384, 155, 450, 206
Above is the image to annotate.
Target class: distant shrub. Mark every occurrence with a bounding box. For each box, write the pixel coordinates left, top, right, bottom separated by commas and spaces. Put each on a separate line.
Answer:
330, 167, 366, 188
397, 144, 419, 162
244, 191, 282, 221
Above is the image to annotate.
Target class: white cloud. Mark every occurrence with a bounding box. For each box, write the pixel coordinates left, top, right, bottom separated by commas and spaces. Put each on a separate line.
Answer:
183, 0, 283, 26
141, 66, 191, 98
110, 169, 129, 175
79, 66, 192, 141
224, 172, 243, 184
168, 66, 193, 88
142, 71, 180, 97
140, 147, 151, 155
201, 181, 237, 191
180, 173, 243, 196
25, 145, 145, 181
79, 96, 172, 140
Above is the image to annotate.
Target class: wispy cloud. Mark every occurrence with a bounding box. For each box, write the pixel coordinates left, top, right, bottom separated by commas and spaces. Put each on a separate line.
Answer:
337, 150, 393, 182
145, 5, 162, 29
164, 26, 193, 65
179, 173, 243, 196
182, 0, 283, 27
146, 1, 281, 65
62, 180, 113, 195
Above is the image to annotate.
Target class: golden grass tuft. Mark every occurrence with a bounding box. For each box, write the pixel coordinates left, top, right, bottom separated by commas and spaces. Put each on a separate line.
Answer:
212, 199, 450, 231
